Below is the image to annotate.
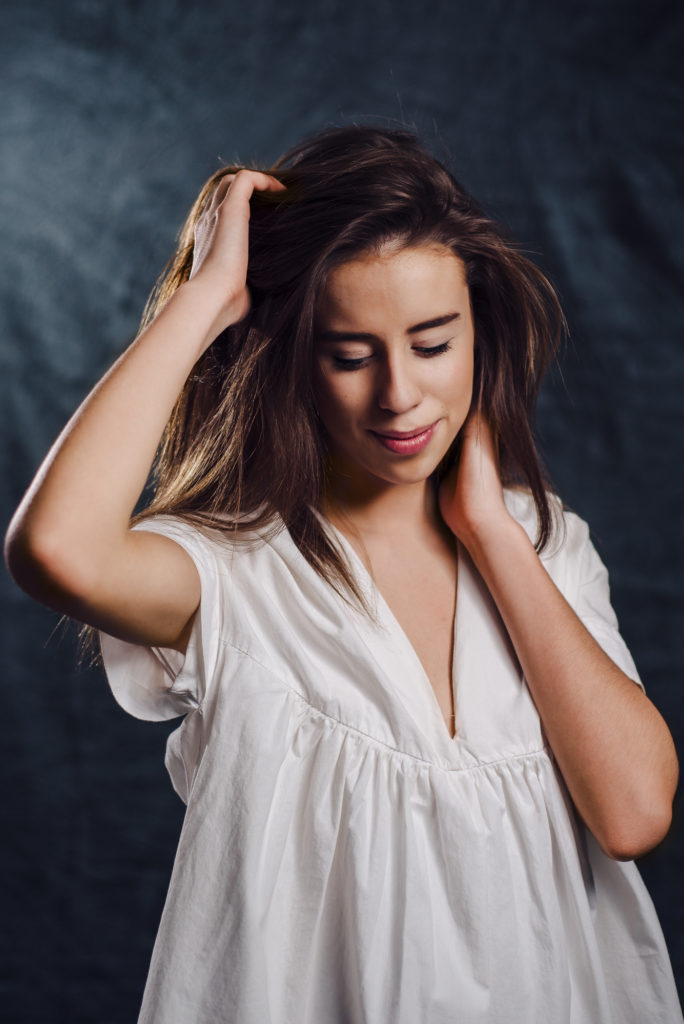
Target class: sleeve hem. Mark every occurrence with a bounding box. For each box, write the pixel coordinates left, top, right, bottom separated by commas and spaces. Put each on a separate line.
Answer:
98, 516, 222, 721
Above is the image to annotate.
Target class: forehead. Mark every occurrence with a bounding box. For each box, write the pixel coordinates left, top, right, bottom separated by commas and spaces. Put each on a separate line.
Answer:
317, 245, 468, 327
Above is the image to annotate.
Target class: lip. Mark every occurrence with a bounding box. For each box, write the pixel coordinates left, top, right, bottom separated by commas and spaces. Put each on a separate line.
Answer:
370, 421, 439, 455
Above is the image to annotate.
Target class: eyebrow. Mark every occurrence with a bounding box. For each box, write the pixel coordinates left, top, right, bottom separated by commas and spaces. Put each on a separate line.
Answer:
316, 312, 461, 342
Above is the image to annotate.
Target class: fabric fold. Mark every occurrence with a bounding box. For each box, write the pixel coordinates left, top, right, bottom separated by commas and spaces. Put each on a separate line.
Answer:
96, 496, 681, 1023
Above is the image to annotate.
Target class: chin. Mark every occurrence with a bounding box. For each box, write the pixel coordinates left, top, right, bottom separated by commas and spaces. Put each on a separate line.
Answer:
367, 455, 445, 487
327, 428, 457, 489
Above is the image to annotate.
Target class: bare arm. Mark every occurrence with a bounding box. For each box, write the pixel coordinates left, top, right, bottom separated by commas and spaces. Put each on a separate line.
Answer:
439, 412, 679, 861
5, 170, 286, 653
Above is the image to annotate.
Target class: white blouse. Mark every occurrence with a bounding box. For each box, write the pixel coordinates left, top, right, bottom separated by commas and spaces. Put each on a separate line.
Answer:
99, 490, 682, 1023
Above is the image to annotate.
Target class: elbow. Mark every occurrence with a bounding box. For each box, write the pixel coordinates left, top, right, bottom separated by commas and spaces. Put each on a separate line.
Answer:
4, 514, 94, 607
589, 716, 680, 863
596, 802, 674, 862
4, 514, 48, 594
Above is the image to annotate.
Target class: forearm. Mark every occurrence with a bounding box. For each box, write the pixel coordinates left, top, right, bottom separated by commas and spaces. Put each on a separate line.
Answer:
463, 517, 679, 859
6, 278, 220, 586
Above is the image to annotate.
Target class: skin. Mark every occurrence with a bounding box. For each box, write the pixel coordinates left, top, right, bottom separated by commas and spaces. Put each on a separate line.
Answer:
314, 243, 679, 861
314, 245, 475, 502
5, 173, 679, 861
4, 170, 285, 653
314, 245, 474, 733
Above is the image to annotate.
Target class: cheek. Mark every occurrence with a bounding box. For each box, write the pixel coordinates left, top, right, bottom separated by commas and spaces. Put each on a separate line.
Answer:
438, 349, 473, 390
315, 369, 364, 426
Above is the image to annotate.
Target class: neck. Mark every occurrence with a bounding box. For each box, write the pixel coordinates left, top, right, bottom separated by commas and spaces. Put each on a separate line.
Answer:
321, 455, 440, 539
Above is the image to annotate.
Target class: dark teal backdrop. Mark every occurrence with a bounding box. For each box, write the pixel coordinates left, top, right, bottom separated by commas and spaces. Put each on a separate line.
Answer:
2, 1, 683, 1020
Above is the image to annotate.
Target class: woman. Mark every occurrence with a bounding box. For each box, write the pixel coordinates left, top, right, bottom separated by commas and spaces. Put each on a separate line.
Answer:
5, 126, 681, 1022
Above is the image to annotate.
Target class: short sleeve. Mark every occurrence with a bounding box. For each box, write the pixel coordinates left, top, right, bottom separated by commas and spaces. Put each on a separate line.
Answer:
98, 516, 223, 721
569, 515, 644, 691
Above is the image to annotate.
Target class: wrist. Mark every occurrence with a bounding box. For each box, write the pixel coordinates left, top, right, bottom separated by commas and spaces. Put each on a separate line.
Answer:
458, 513, 530, 567
176, 277, 247, 350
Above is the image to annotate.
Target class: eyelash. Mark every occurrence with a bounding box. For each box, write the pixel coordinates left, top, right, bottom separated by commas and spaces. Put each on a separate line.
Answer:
332, 341, 452, 371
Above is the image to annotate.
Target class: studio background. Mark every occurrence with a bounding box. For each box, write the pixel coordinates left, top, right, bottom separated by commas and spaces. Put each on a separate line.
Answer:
2, 1, 683, 1020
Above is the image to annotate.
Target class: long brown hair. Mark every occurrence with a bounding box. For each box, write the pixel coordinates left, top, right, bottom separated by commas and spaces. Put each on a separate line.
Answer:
82, 125, 564, 655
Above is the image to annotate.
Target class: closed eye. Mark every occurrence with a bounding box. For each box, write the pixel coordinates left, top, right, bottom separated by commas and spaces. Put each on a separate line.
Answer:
416, 341, 452, 358
332, 341, 452, 372
333, 355, 368, 370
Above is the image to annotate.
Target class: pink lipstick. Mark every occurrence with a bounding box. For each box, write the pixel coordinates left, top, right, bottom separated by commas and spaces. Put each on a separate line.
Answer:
370, 422, 438, 455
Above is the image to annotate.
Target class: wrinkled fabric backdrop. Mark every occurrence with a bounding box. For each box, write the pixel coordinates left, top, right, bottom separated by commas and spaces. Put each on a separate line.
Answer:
2, 1, 683, 1020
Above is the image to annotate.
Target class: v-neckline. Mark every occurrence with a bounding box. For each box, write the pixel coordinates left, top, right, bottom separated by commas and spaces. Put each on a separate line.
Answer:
323, 517, 461, 745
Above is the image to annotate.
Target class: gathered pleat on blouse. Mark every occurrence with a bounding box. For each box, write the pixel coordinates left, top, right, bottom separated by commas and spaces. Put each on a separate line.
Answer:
99, 490, 682, 1024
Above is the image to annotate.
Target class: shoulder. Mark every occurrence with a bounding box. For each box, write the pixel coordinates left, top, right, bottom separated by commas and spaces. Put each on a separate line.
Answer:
131, 512, 276, 557
129, 512, 308, 607
503, 486, 592, 569
504, 492, 643, 688
503, 485, 587, 544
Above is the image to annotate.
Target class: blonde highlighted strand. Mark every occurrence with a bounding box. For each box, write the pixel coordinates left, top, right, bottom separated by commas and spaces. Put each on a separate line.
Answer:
77, 125, 565, 666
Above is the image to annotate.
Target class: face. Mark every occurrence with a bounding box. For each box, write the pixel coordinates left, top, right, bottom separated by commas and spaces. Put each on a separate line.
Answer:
313, 244, 475, 494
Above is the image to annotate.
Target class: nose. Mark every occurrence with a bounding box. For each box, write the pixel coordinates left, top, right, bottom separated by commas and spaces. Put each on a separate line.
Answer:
376, 352, 422, 414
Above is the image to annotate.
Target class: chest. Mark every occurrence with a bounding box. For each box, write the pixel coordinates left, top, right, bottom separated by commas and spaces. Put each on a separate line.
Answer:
360, 539, 459, 737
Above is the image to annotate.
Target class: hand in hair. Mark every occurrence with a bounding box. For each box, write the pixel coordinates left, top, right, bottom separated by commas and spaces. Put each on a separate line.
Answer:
189, 169, 286, 337
3, 168, 283, 657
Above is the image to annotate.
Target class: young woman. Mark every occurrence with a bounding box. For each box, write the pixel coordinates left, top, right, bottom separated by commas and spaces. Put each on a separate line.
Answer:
5, 126, 681, 1023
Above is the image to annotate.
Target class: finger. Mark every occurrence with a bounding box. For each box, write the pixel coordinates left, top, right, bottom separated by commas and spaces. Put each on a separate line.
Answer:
222, 169, 286, 203
196, 175, 234, 223
249, 171, 287, 193
461, 412, 498, 466
461, 409, 486, 443
212, 173, 235, 199
468, 410, 495, 443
